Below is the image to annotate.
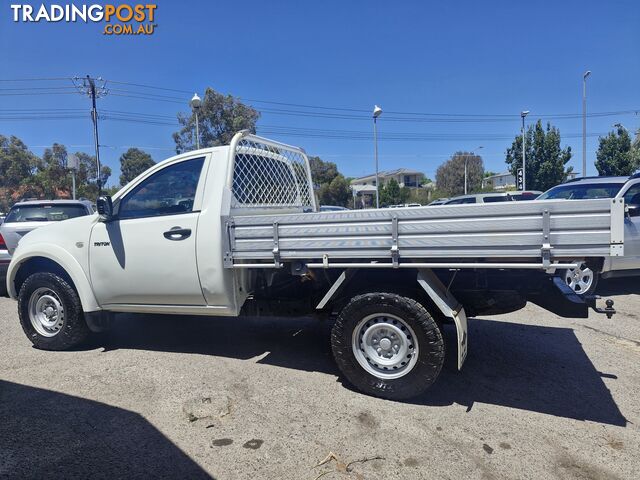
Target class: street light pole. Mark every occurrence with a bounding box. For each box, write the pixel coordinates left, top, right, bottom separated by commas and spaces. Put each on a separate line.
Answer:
464, 157, 468, 195
582, 70, 591, 177
190, 93, 202, 150
373, 105, 382, 208
464, 146, 483, 195
521, 110, 529, 191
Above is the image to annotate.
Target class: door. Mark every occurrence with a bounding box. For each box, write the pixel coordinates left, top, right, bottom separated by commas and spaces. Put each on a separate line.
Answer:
611, 182, 640, 271
89, 157, 207, 306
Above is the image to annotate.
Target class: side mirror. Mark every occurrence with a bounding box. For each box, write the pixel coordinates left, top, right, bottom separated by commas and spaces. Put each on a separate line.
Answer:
627, 204, 640, 217
96, 196, 114, 221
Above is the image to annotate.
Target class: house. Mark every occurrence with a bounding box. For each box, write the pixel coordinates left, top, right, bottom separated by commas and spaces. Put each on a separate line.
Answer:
350, 168, 425, 208
482, 172, 516, 190
350, 168, 425, 189
482, 171, 579, 190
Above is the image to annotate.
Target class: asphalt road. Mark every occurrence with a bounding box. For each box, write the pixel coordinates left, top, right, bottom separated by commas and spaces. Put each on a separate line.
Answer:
0, 279, 638, 479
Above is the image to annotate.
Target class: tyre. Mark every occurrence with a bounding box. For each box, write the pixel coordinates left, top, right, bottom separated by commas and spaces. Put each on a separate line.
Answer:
563, 261, 599, 295
331, 292, 445, 400
18, 272, 90, 350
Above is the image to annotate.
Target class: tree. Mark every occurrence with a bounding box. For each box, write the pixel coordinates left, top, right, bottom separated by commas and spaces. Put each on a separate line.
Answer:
435, 152, 484, 197
595, 126, 639, 176
379, 178, 411, 206
173, 87, 260, 153
0, 135, 40, 210
36, 143, 71, 198
505, 120, 572, 191
318, 174, 351, 207
73, 152, 111, 199
308, 156, 339, 187
119, 148, 155, 186
308, 155, 352, 206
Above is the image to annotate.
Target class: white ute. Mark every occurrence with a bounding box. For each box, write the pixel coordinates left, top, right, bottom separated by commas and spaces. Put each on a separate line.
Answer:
5, 132, 624, 400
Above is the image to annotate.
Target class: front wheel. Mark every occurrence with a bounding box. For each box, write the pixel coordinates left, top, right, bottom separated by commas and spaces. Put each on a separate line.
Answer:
18, 272, 90, 350
563, 262, 599, 295
331, 292, 445, 400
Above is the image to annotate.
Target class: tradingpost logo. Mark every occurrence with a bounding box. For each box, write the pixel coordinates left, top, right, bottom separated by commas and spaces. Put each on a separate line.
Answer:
10, 3, 158, 36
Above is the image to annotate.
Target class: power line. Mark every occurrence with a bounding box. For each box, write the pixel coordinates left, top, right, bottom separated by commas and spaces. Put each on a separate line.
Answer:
106, 79, 192, 95
0, 77, 71, 82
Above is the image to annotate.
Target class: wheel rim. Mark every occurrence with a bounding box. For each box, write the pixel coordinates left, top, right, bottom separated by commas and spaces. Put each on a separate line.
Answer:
352, 313, 419, 380
28, 287, 65, 337
564, 262, 594, 294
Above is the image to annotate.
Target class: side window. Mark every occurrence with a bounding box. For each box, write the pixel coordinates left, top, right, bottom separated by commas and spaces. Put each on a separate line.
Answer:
623, 184, 640, 205
119, 158, 204, 220
447, 198, 476, 205
483, 196, 508, 203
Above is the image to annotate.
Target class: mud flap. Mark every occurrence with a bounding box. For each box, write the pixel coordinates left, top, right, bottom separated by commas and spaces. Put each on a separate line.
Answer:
417, 269, 468, 370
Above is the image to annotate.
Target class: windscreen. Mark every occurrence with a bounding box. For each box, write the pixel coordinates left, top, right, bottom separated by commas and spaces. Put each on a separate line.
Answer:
4, 204, 88, 223
537, 183, 623, 200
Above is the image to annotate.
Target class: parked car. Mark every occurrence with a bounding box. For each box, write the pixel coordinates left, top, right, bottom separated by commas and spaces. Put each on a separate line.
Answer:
427, 198, 449, 206
509, 191, 543, 201
389, 203, 422, 208
0, 235, 9, 296
443, 192, 513, 204
0, 200, 94, 255
319, 205, 349, 212
537, 175, 640, 294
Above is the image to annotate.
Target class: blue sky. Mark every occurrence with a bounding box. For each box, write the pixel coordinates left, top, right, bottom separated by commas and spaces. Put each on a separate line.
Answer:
1, 0, 639, 186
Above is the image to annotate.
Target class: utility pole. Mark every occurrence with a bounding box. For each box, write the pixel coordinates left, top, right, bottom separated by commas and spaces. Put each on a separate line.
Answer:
88, 76, 101, 194
73, 76, 107, 195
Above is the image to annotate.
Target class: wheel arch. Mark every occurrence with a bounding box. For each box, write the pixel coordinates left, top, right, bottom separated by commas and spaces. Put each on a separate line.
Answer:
8, 246, 100, 312
325, 268, 443, 319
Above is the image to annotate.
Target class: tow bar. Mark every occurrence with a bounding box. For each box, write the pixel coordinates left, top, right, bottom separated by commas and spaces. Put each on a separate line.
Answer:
590, 298, 616, 319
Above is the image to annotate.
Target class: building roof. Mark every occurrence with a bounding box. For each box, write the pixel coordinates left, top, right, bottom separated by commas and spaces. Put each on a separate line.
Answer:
351, 168, 424, 184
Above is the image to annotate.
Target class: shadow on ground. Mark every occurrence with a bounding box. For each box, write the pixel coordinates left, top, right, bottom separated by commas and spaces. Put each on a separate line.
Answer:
0, 380, 213, 479
423, 321, 627, 427
88, 312, 626, 427
597, 277, 640, 297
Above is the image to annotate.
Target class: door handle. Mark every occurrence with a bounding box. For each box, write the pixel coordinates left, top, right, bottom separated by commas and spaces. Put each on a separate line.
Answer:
163, 227, 192, 241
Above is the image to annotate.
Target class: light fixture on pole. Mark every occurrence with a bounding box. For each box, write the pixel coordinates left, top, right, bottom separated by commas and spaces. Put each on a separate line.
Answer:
464, 146, 483, 195
190, 93, 202, 150
582, 70, 591, 177
521, 110, 530, 191
373, 105, 383, 209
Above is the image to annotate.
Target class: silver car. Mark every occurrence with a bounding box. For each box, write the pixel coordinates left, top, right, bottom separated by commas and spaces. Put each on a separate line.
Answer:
444, 192, 513, 204
537, 175, 640, 294
0, 200, 94, 255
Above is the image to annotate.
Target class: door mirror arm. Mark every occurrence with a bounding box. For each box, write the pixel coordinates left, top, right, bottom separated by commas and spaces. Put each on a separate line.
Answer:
96, 196, 116, 222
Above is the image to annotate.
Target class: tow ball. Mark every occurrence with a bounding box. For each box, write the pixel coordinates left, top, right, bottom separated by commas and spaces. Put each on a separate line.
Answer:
593, 298, 616, 319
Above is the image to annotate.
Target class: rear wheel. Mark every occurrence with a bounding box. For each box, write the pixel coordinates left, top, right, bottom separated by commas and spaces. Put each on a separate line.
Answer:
331, 292, 444, 400
18, 272, 90, 350
563, 261, 599, 295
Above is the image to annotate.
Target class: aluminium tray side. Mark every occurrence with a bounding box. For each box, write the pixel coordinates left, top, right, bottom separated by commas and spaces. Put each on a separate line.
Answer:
227, 199, 620, 263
